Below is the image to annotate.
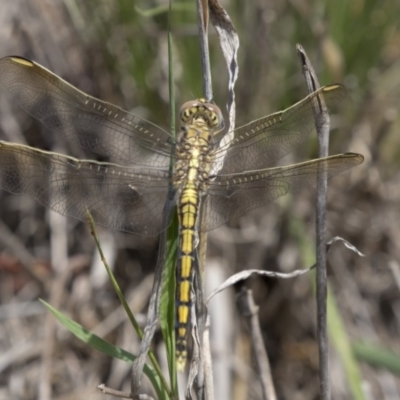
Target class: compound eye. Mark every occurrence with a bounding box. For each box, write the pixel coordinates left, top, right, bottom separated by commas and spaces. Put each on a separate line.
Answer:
204, 103, 224, 129
180, 100, 202, 119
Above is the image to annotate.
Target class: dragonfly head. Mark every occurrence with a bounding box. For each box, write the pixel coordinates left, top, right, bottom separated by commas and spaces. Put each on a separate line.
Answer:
180, 99, 224, 132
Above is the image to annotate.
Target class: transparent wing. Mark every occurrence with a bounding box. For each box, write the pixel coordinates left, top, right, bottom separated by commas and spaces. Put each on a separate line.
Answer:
203, 153, 364, 232
0, 141, 171, 236
213, 85, 346, 174
0, 56, 173, 168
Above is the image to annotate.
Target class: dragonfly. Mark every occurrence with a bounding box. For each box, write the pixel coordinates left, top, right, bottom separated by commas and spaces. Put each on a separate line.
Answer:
0, 56, 363, 369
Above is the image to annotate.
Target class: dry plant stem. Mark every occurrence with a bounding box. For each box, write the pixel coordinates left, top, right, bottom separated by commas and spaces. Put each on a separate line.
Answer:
98, 384, 154, 400
196, 0, 213, 100
194, 0, 212, 397
39, 212, 69, 400
203, 315, 214, 400
186, 283, 207, 400
237, 288, 277, 400
388, 261, 400, 293
208, 0, 239, 132
39, 283, 60, 400
296, 44, 331, 400
191, 282, 206, 400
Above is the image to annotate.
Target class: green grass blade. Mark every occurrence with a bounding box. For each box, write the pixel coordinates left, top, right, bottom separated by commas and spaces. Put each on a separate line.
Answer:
327, 290, 365, 400
40, 299, 167, 399
158, 1, 179, 394
160, 209, 179, 387
86, 210, 172, 398
352, 342, 400, 375
86, 211, 142, 339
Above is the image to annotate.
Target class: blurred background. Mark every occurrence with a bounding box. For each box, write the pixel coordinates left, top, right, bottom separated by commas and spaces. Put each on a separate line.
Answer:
0, 0, 399, 399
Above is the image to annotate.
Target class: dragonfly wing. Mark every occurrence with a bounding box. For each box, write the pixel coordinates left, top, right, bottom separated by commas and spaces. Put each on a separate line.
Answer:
0, 56, 173, 168
203, 153, 364, 232
0, 141, 171, 236
213, 85, 346, 174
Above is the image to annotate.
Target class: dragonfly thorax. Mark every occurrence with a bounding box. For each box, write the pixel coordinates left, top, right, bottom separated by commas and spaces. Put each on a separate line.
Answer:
173, 122, 216, 190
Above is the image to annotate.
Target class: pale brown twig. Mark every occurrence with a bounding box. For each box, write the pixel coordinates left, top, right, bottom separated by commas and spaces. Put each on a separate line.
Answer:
236, 288, 277, 400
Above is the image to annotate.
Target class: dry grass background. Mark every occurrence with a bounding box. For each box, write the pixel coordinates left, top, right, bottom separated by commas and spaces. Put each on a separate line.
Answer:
0, 1, 399, 399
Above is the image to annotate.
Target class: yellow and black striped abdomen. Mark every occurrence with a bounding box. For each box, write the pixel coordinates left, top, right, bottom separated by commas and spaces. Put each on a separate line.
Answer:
176, 182, 200, 370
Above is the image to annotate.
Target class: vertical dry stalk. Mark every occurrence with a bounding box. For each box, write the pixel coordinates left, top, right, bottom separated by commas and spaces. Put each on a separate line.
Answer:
297, 44, 331, 400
